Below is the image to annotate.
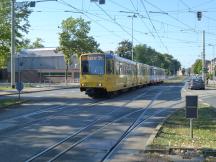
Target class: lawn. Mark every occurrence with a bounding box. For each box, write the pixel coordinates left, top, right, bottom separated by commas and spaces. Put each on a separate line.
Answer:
164, 76, 186, 83
150, 104, 216, 149
0, 99, 24, 108
0, 86, 13, 91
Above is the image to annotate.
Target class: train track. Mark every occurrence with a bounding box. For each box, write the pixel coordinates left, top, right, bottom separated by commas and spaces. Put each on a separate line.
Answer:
24, 87, 162, 162
0, 86, 155, 137
0, 97, 106, 136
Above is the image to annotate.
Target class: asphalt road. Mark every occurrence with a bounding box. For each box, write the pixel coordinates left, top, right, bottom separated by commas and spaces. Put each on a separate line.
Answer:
0, 84, 184, 162
183, 82, 216, 107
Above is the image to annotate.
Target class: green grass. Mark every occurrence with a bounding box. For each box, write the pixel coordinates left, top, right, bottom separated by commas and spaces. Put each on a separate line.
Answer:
0, 83, 35, 91
0, 86, 13, 90
150, 104, 216, 149
164, 76, 186, 83
0, 99, 24, 108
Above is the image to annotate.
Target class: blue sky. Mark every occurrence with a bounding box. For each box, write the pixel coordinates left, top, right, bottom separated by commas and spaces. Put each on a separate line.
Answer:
17, 0, 216, 68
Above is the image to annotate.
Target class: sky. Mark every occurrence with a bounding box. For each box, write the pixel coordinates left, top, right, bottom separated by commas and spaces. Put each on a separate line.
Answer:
16, 0, 216, 68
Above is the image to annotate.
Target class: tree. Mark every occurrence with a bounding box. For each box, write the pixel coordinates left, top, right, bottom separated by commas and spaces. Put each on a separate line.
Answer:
181, 68, 185, 75
134, 44, 153, 65
133, 44, 181, 75
116, 40, 132, 60
58, 17, 100, 82
0, 0, 31, 68
192, 59, 202, 74
29, 38, 45, 48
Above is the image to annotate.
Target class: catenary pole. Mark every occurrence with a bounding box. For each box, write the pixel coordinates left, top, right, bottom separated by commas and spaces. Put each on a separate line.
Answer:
202, 30, 205, 83
11, 0, 16, 88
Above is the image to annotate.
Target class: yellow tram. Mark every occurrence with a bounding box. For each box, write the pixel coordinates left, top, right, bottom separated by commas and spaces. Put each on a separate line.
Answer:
80, 53, 165, 97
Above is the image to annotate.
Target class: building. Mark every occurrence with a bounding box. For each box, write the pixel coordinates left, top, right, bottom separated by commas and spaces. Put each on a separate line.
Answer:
7, 48, 80, 83
208, 58, 216, 74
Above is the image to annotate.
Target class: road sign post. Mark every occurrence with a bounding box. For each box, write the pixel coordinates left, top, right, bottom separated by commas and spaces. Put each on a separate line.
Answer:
186, 95, 198, 138
16, 82, 24, 100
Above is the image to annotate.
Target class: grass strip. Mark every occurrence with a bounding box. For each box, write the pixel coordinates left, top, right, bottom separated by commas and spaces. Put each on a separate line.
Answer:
150, 104, 216, 149
164, 76, 186, 83
0, 98, 24, 108
0, 86, 13, 91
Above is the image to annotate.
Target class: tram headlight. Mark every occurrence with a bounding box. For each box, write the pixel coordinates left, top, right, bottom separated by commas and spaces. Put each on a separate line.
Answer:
98, 83, 102, 87
81, 83, 85, 87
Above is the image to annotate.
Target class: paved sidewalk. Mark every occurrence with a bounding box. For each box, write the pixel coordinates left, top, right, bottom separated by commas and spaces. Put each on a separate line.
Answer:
0, 83, 80, 96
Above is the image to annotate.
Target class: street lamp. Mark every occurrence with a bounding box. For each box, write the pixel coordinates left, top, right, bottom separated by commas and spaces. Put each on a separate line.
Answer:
119, 11, 139, 61
196, 11, 206, 83
128, 14, 137, 61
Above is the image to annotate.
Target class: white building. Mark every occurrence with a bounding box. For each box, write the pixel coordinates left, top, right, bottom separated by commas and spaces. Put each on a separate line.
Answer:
8, 48, 80, 83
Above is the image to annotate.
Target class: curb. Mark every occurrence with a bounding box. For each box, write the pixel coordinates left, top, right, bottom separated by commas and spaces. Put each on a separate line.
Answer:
144, 109, 180, 150
0, 86, 80, 97
144, 117, 167, 148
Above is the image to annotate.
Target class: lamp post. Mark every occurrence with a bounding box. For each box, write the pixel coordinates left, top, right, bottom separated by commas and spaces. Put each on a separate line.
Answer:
128, 14, 137, 61
202, 30, 206, 83
119, 11, 139, 61
196, 11, 206, 83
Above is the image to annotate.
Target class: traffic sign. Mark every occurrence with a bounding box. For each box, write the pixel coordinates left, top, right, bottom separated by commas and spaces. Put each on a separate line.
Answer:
186, 95, 198, 119
185, 95, 198, 138
16, 82, 24, 92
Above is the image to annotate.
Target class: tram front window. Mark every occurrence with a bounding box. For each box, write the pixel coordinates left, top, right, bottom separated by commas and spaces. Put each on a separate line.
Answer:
81, 55, 105, 75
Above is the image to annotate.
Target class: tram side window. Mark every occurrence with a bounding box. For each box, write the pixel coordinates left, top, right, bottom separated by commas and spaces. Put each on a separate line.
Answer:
82, 61, 89, 73
119, 63, 123, 75
115, 61, 120, 75
132, 66, 135, 76
106, 59, 113, 74
143, 66, 146, 75
150, 68, 153, 76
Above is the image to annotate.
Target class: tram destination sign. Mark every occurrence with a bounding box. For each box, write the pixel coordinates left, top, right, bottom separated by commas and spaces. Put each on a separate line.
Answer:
185, 95, 198, 119
81, 55, 104, 61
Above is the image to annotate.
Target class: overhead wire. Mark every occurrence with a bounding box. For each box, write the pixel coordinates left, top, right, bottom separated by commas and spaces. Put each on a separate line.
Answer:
32, 0, 216, 52
192, 0, 216, 9
109, 0, 156, 39
91, 0, 206, 51
84, 10, 151, 38
142, 0, 198, 33
129, 0, 137, 11
94, 2, 142, 44
57, 0, 124, 40
179, 0, 191, 11
140, 0, 169, 53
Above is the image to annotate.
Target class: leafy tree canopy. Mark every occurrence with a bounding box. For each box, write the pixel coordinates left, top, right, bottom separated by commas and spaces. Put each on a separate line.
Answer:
58, 16, 101, 65
29, 38, 45, 48
0, 0, 31, 68
58, 17, 101, 82
133, 44, 181, 75
192, 59, 202, 74
116, 40, 132, 60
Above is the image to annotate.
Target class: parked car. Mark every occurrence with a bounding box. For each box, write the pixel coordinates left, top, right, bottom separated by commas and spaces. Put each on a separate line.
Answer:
188, 78, 205, 90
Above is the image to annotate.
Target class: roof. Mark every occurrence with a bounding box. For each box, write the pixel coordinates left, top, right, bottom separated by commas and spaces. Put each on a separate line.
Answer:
18, 48, 64, 57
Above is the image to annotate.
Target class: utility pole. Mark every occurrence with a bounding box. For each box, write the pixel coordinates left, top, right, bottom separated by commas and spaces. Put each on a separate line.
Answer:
11, 0, 16, 88
119, 11, 138, 61
197, 11, 206, 83
10, 0, 57, 88
202, 30, 205, 83
128, 14, 137, 61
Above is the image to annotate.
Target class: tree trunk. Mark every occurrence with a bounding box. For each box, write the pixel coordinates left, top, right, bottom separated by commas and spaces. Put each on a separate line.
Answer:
65, 64, 68, 85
